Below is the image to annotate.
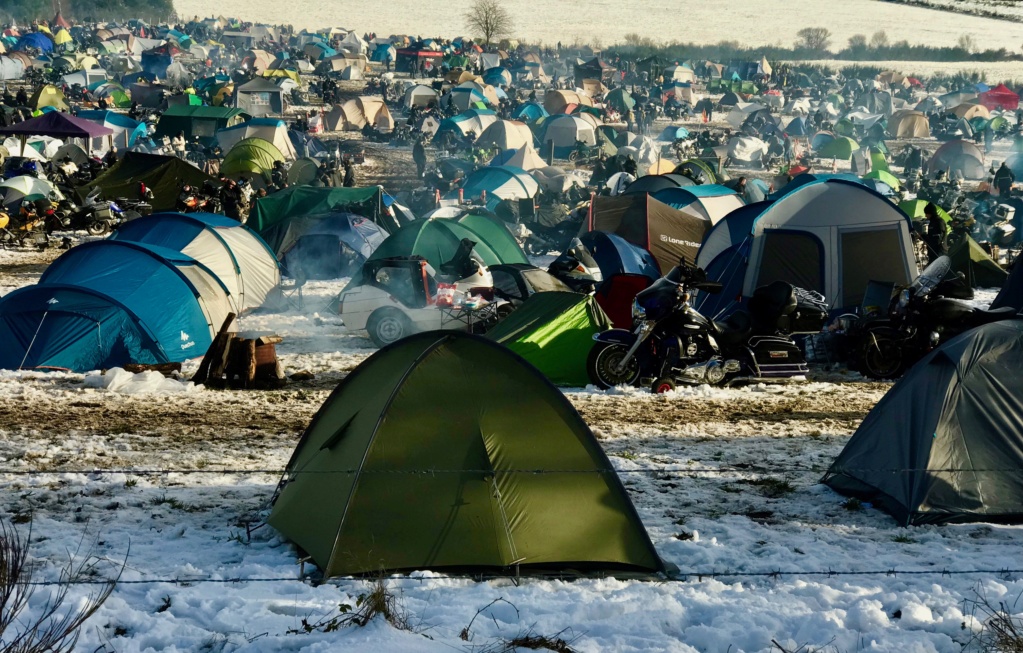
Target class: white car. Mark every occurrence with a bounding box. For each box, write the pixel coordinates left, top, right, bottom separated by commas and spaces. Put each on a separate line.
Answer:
339, 256, 503, 347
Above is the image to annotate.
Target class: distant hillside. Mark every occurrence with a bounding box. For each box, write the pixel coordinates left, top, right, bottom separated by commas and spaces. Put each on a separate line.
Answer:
0, 0, 174, 23
880, 0, 1023, 23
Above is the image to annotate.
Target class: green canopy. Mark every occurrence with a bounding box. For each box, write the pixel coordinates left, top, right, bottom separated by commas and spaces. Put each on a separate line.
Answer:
251, 186, 385, 235
220, 137, 284, 180
369, 218, 526, 268
154, 104, 248, 141
77, 152, 215, 211
268, 330, 664, 577
899, 199, 951, 223
441, 211, 528, 265
486, 291, 611, 386
863, 169, 900, 190
604, 88, 636, 113
818, 136, 858, 160
949, 236, 1007, 288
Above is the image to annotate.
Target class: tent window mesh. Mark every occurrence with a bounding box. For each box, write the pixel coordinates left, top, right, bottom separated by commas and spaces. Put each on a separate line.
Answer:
757, 232, 823, 294
841, 229, 909, 308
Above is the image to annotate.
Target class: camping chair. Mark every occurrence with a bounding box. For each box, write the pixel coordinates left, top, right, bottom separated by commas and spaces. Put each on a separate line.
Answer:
860, 280, 897, 317
596, 273, 653, 329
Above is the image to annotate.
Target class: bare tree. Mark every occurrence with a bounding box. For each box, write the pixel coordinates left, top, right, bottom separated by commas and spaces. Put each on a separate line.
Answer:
870, 30, 890, 49
795, 27, 832, 53
464, 0, 512, 49
0, 519, 121, 653
848, 34, 868, 53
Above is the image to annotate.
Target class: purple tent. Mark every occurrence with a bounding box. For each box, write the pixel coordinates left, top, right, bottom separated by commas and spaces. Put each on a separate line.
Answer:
0, 111, 114, 154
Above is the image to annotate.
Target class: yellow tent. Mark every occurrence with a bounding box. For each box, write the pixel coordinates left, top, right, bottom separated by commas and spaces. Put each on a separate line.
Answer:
76, 54, 100, 69
212, 83, 235, 106
36, 25, 52, 35
261, 68, 300, 84
52, 29, 72, 45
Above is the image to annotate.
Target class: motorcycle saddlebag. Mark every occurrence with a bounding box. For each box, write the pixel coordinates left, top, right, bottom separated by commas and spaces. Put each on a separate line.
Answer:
746, 335, 808, 378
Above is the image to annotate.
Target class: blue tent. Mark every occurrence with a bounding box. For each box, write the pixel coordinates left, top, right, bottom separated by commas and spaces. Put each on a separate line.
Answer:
693, 201, 771, 318
770, 172, 862, 199
579, 231, 660, 282
658, 126, 690, 141
456, 166, 537, 204
0, 285, 169, 371
370, 44, 396, 63
14, 33, 53, 53
784, 116, 809, 136
0, 241, 231, 371
511, 102, 548, 123
77, 110, 150, 148
483, 67, 512, 86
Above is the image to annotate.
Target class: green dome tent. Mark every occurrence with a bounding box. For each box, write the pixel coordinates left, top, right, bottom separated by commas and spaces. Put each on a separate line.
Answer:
486, 291, 611, 386
823, 320, 1023, 526
268, 331, 665, 576
863, 169, 900, 190
439, 211, 529, 265
817, 136, 859, 160
220, 137, 284, 181
369, 218, 527, 269
604, 88, 635, 113
899, 199, 951, 223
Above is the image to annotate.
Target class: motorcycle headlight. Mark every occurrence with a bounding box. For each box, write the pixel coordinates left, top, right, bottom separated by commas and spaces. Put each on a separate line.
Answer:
898, 289, 910, 309
632, 298, 646, 320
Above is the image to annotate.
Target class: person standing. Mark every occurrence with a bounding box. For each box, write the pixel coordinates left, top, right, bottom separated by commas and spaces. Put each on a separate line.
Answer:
343, 160, 356, 187
924, 202, 948, 262
994, 161, 1015, 197
412, 138, 427, 178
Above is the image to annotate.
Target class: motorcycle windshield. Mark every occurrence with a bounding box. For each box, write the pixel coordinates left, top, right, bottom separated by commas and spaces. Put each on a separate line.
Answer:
910, 255, 952, 300
636, 275, 680, 316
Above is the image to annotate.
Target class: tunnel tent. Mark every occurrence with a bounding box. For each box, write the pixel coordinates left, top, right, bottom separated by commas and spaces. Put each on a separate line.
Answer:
486, 292, 612, 386
78, 152, 216, 212
823, 320, 1023, 526
268, 330, 665, 577
652, 185, 744, 226
0, 244, 222, 372
40, 240, 233, 341
110, 212, 281, 312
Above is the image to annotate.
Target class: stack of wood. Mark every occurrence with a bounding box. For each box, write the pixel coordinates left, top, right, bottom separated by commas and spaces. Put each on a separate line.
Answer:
192, 314, 287, 389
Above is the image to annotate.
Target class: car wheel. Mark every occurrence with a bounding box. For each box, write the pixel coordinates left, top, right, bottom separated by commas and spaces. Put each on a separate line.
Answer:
367, 308, 413, 348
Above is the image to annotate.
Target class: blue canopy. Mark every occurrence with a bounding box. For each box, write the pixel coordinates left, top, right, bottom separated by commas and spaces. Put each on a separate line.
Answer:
580, 231, 660, 281
511, 102, 548, 123
34, 241, 220, 367
0, 285, 166, 371
14, 33, 53, 53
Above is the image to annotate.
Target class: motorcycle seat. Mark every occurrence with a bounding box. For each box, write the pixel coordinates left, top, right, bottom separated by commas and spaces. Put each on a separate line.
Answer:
971, 306, 1020, 321
712, 310, 753, 346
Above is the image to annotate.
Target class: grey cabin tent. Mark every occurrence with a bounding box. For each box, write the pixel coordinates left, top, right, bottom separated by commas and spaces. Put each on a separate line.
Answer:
823, 320, 1023, 525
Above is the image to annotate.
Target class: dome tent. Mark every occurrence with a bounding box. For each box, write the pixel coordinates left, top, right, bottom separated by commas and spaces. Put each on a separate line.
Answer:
268, 330, 665, 577
0, 242, 226, 372
110, 212, 281, 312
368, 217, 527, 269
823, 320, 1023, 526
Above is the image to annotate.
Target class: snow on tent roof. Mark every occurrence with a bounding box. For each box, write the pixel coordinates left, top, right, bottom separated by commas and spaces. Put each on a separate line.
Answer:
268, 330, 665, 576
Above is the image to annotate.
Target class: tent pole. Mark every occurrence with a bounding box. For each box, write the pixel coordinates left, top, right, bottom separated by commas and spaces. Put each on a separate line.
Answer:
18, 311, 49, 370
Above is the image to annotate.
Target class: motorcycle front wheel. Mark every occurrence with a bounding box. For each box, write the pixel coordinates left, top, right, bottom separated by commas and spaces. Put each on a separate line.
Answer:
858, 333, 906, 380
587, 342, 641, 389
86, 221, 109, 236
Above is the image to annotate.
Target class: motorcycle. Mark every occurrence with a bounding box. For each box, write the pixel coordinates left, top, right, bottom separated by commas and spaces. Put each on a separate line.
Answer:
848, 255, 1020, 380
548, 238, 603, 293
71, 187, 128, 236
586, 260, 828, 391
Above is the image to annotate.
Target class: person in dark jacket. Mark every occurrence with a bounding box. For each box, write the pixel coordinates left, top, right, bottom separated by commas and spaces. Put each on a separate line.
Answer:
924, 202, 948, 262
994, 161, 1015, 197
343, 161, 356, 187
412, 138, 427, 178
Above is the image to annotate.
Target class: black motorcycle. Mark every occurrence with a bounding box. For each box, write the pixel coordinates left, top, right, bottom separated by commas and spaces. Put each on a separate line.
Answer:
586, 260, 828, 391
848, 255, 1020, 380
70, 187, 129, 236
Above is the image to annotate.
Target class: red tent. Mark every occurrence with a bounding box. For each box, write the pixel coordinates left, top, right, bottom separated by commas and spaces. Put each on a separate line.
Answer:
52, 12, 71, 30
980, 84, 1019, 111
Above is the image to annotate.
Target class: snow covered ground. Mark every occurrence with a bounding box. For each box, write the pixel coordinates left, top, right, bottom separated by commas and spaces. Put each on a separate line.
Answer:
1, 246, 1021, 652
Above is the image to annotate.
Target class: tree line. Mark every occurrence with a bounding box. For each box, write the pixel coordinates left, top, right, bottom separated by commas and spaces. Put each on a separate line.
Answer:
1, 0, 174, 25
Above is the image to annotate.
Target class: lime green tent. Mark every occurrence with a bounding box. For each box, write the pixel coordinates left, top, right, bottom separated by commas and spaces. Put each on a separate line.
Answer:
899, 199, 951, 223
370, 218, 527, 268
220, 137, 285, 181
818, 136, 858, 160
486, 291, 611, 386
251, 186, 387, 235
868, 147, 890, 174
863, 169, 900, 190
268, 330, 664, 577
440, 211, 528, 265
949, 236, 1007, 288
